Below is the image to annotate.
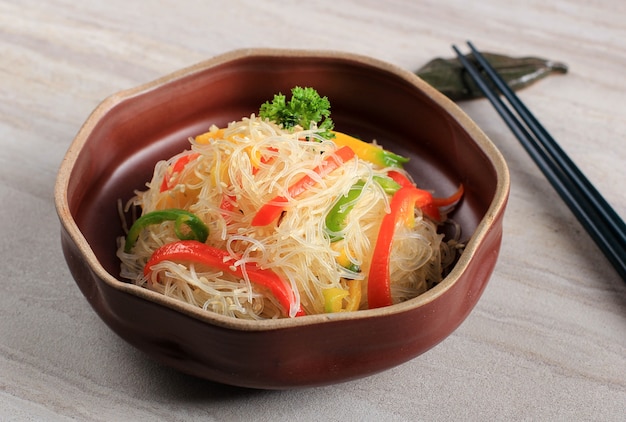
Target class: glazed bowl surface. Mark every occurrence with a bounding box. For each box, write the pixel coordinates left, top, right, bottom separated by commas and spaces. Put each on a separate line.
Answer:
54, 49, 509, 389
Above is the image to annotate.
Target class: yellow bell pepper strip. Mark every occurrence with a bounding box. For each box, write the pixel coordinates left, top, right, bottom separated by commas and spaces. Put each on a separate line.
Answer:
331, 240, 361, 272
345, 279, 362, 311
124, 209, 209, 253
160, 153, 200, 192
331, 131, 409, 168
194, 127, 225, 144
325, 176, 401, 242
144, 240, 305, 317
322, 279, 362, 313
251, 145, 356, 226
367, 186, 432, 309
323, 287, 350, 313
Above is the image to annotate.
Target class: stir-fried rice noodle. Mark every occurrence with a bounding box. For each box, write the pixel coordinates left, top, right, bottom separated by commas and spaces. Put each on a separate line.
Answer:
117, 115, 460, 319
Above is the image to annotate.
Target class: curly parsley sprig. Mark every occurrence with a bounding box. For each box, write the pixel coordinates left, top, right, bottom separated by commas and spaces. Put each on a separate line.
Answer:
259, 86, 335, 139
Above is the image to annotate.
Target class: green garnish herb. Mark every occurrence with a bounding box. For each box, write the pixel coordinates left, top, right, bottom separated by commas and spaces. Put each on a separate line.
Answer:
259, 86, 334, 139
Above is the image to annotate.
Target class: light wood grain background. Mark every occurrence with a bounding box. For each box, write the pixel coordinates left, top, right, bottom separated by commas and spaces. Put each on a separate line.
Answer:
2, 0, 625, 420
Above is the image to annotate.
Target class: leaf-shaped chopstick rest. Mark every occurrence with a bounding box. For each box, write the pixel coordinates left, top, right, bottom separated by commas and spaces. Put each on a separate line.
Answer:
416, 52, 568, 101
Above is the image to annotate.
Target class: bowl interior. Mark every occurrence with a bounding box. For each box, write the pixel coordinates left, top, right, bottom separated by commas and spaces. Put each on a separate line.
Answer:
68, 51, 499, 285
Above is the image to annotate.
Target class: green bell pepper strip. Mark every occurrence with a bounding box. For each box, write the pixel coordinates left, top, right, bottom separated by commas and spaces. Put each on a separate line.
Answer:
124, 209, 209, 252
325, 176, 401, 242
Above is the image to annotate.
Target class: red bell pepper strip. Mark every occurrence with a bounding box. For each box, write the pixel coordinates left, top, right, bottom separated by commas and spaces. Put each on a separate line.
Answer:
367, 181, 464, 308
420, 184, 465, 221
432, 184, 464, 208
387, 170, 413, 188
219, 194, 236, 213
251, 145, 355, 226
387, 171, 464, 221
251, 147, 278, 175
144, 240, 305, 317
367, 186, 432, 309
160, 153, 200, 192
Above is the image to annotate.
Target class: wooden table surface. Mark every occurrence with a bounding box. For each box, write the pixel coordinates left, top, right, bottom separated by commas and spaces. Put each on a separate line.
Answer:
2, 1, 625, 420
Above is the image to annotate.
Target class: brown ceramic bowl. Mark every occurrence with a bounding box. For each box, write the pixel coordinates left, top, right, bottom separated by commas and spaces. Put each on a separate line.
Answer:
54, 49, 509, 389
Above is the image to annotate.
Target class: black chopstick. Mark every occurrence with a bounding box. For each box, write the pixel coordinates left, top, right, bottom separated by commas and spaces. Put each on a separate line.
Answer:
452, 41, 626, 282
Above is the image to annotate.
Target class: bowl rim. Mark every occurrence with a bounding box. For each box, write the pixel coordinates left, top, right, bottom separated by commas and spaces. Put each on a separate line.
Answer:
54, 47, 510, 332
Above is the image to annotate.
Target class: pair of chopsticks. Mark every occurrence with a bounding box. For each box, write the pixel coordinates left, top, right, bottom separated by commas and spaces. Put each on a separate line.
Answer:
453, 41, 626, 282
